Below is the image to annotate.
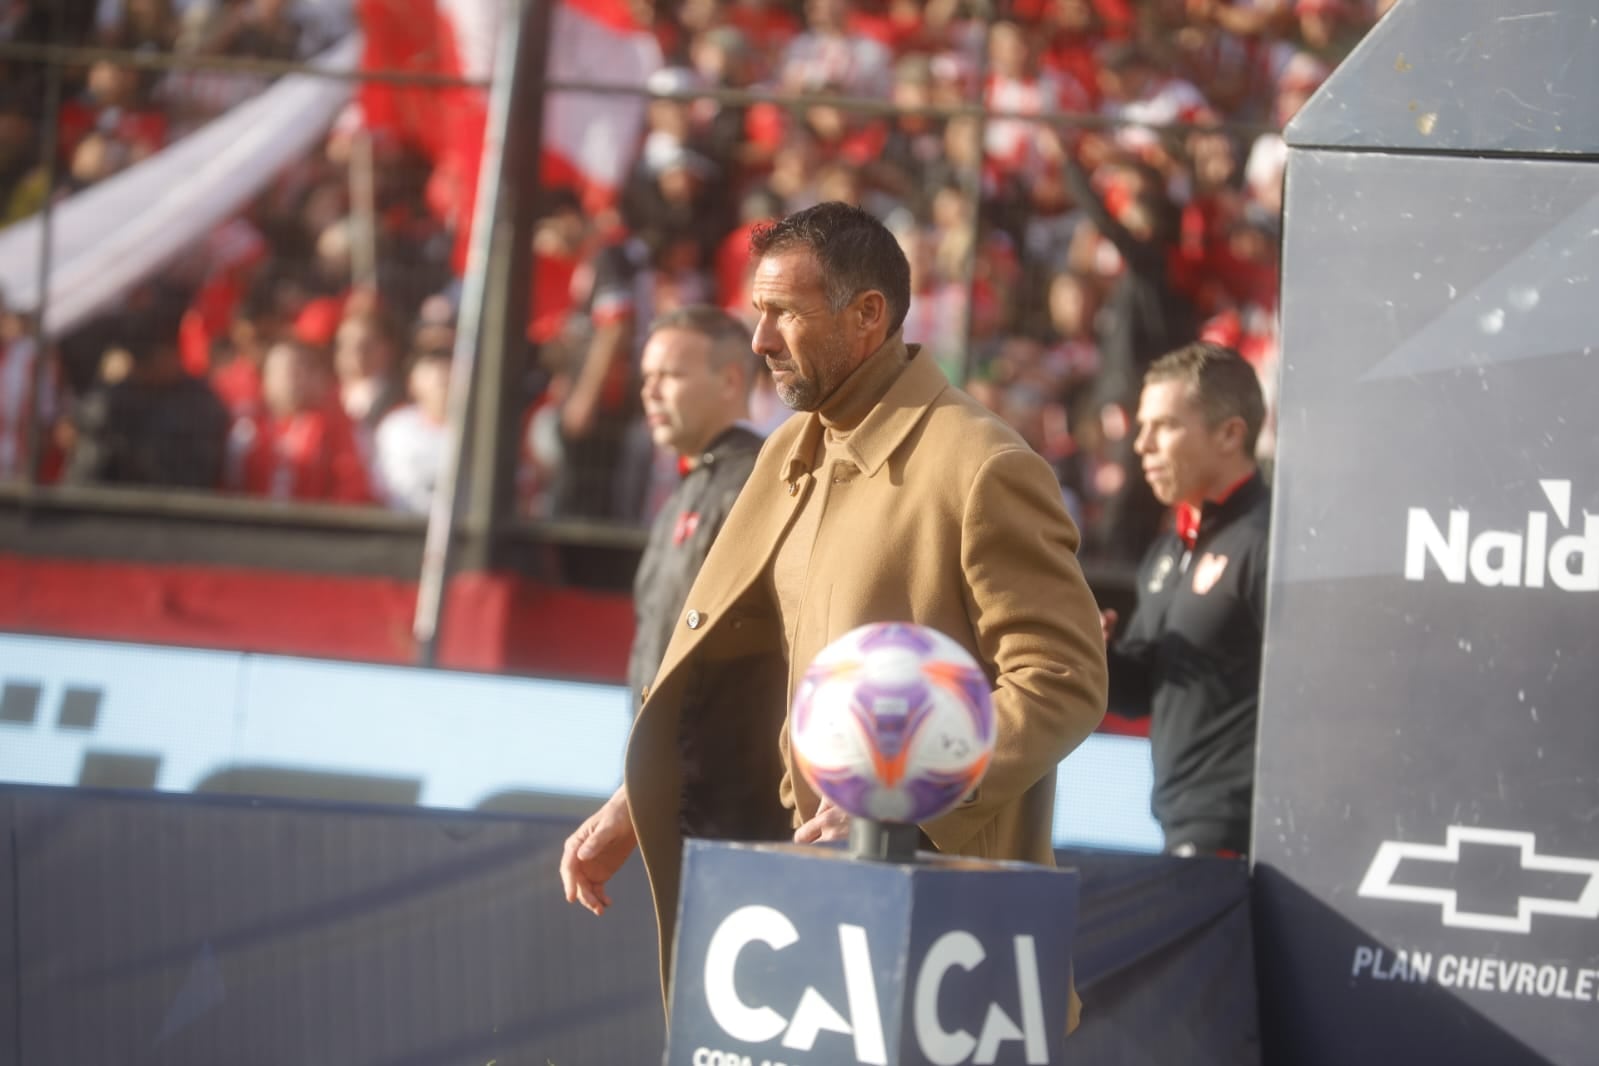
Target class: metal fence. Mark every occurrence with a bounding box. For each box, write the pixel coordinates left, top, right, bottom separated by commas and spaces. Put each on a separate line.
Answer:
0, 0, 1371, 615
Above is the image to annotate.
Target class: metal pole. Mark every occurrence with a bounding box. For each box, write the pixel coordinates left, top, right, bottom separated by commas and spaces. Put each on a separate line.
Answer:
956, 3, 996, 390
22, 1, 65, 489
348, 129, 377, 291
412, 0, 528, 665
463, 0, 550, 580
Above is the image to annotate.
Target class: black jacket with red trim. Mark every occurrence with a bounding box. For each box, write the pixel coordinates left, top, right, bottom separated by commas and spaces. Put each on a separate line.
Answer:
627, 425, 763, 715
1107, 471, 1270, 850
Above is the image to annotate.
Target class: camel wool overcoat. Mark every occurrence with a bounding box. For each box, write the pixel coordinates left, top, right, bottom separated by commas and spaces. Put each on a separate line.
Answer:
624, 337, 1109, 1007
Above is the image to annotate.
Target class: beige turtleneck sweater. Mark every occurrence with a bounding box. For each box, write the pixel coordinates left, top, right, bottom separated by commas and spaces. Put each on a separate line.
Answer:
766, 335, 912, 671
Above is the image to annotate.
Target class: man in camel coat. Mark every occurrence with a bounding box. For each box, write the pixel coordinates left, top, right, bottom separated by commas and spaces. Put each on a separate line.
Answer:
560, 202, 1108, 1030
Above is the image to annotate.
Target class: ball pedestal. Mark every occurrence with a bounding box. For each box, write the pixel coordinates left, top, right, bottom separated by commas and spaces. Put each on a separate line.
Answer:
850, 817, 922, 863
664, 838, 1080, 1066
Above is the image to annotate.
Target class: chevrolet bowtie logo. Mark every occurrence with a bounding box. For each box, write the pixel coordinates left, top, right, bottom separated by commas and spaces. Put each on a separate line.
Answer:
1359, 826, 1599, 934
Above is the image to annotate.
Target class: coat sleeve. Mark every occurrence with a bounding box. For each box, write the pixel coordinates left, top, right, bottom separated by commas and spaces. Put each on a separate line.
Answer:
923, 445, 1108, 852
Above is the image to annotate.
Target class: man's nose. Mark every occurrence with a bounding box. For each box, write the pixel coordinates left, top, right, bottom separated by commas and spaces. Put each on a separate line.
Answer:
751, 316, 781, 357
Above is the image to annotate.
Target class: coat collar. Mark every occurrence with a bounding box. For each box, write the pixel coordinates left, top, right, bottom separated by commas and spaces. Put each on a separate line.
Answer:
779, 334, 946, 484
648, 335, 949, 685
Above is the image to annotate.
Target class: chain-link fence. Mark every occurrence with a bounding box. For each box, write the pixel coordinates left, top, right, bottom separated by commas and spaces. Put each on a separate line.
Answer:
0, 0, 1382, 577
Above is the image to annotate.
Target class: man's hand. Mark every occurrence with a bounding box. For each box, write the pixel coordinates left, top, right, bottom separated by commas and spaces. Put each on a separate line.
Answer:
793, 797, 850, 845
560, 786, 638, 916
1100, 609, 1119, 646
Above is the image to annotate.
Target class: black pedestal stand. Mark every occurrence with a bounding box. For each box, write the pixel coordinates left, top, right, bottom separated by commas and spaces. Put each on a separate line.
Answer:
849, 818, 921, 862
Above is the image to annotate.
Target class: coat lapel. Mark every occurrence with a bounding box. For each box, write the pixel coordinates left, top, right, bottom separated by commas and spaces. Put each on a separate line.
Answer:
645, 415, 818, 685
627, 416, 819, 998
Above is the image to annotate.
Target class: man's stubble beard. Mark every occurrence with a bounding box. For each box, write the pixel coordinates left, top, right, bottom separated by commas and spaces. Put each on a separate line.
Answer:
776, 327, 856, 412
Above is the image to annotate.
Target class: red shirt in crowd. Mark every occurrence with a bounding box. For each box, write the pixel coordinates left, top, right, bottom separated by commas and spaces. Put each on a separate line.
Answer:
529, 250, 580, 345
233, 404, 373, 504
57, 100, 168, 163
212, 359, 264, 417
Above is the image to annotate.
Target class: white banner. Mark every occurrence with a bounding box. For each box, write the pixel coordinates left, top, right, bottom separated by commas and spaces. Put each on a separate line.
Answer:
0, 632, 1160, 849
0, 36, 359, 336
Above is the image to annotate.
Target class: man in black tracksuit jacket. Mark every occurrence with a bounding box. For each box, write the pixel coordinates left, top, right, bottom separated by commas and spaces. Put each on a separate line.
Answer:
1103, 342, 1269, 857
628, 307, 763, 718
628, 424, 761, 713
624, 307, 785, 843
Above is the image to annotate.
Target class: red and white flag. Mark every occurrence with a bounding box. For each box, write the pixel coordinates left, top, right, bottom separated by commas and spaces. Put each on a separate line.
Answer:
543, 0, 662, 213
357, 0, 660, 271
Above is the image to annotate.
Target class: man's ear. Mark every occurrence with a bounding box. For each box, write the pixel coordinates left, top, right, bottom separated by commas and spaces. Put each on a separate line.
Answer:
1216, 413, 1248, 455
853, 290, 887, 334
719, 359, 746, 400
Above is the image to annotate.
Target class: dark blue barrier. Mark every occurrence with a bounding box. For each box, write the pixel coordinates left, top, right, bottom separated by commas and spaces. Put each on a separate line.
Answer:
0, 786, 1256, 1066
1066, 850, 1258, 1066
0, 785, 664, 1066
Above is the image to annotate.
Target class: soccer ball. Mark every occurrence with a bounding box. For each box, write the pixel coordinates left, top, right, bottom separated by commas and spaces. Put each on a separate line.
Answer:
790, 622, 995, 824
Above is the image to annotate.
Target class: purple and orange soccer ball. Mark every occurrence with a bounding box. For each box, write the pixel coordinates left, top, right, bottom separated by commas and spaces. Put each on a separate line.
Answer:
790, 622, 996, 825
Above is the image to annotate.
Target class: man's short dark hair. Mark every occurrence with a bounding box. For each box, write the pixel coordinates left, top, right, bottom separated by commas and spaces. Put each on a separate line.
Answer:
748, 202, 911, 338
1145, 341, 1266, 455
647, 305, 755, 375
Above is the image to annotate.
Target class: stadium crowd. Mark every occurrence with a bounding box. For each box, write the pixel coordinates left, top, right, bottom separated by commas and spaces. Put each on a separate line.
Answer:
0, 0, 1388, 561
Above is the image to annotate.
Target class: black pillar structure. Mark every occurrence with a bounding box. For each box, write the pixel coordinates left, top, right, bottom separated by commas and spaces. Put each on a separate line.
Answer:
1254, 3, 1599, 1064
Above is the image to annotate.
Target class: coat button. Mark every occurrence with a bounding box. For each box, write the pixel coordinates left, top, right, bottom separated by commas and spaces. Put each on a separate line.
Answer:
686, 609, 703, 629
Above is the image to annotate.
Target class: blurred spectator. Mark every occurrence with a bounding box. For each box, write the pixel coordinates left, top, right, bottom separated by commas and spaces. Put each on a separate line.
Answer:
292, 293, 345, 349
1269, 49, 1330, 129
780, 0, 892, 98
1034, 0, 1110, 109
64, 284, 230, 490
6, 0, 1385, 559
1064, 150, 1195, 559
529, 190, 588, 346
412, 291, 457, 354
1173, 126, 1245, 316
547, 230, 649, 521
638, 65, 704, 163
0, 288, 44, 480
999, 375, 1085, 530
212, 0, 305, 61
1040, 271, 1104, 407
1293, 0, 1380, 54
983, 21, 1086, 185
58, 60, 169, 181
230, 338, 372, 503
208, 297, 277, 416
723, 0, 803, 72
689, 26, 761, 168
66, 132, 125, 191
177, 217, 272, 375
1098, 42, 1214, 160
869, 55, 945, 214
1065, 152, 1193, 413
1236, 52, 1326, 237
332, 311, 403, 445
623, 136, 732, 259
0, 96, 48, 226
97, 0, 180, 52
713, 188, 781, 316
372, 346, 450, 513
